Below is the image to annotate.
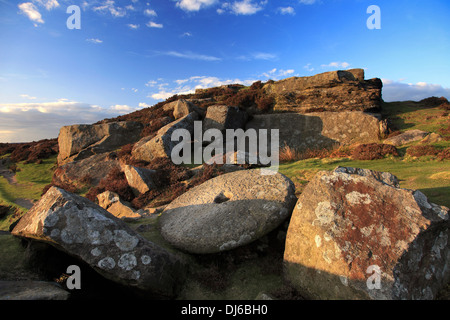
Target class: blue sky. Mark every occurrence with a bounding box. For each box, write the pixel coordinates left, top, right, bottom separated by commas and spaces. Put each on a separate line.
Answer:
0, 0, 449, 142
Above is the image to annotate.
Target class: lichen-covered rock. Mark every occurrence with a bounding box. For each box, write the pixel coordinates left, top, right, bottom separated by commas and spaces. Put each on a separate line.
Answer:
11, 187, 185, 298
57, 121, 143, 165
284, 167, 449, 300
159, 169, 297, 254
263, 69, 382, 113
132, 112, 200, 162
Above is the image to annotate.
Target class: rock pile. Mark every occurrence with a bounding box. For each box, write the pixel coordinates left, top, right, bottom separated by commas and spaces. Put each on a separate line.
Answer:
263, 68, 382, 113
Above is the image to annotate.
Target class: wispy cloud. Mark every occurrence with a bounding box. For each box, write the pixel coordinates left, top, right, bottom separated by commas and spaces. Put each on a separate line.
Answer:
299, 0, 319, 4
93, 0, 127, 17
261, 68, 295, 80
147, 76, 257, 100
218, 0, 267, 15
144, 8, 157, 16
160, 50, 221, 61
303, 63, 314, 72
277, 6, 295, 15
86, 38, 103, 44
34, 0, 59, 10
18, 2, 44, 25
238, 52, 278, 61
20, 94, 37, 100
127, 23, 139, 29
146, 21, 163, 28
321, 61, 350, 69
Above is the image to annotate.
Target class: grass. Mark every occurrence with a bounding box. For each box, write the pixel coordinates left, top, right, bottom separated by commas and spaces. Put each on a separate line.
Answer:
381, 100, 449, 135
0, 155, 56, 231
0, 155, 55, 204
279, 157, 450, 208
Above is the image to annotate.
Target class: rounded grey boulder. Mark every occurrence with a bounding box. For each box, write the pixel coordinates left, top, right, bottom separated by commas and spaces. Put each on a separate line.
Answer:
159, 168, 297, 254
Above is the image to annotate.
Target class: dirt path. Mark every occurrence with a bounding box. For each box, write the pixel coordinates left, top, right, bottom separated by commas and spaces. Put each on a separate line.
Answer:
0, 159, 35, 209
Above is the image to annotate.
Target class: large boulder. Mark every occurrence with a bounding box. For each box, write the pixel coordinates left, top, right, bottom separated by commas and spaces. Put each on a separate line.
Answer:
284, 167, 449, 300
57, 121, 143, 165
52, 152, 120, 189
11, 187, 185, 298
159, 169, 297, 254
246, 112, 382, 152
263, 69, 382, 113
203, 105, 249, 132
132, 112, 200, 162
384, 130, 429, 146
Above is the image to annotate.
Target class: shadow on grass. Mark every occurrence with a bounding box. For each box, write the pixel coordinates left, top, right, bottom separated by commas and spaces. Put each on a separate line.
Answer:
419, 186, 450, 208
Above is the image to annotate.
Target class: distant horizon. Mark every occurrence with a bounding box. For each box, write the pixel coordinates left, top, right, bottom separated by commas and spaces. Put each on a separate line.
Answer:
1, 0, 449, 143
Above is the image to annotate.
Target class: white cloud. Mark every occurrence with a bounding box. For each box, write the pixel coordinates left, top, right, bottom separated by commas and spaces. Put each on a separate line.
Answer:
176, 0, 218, 12
18, 2, 44, 25
299, 0, 318, 4
93, 0, 127, 17
303, 63, 314, 72
110, 104, 138, 113
148, 76, 258, 101
146, 21, 163, 28
86, 38, 103, 44
20, 94, 37, 100
34, 0, 59, 10
220, 0, 267, 15
162, 51, 221, 61
382, 79, 450, 102
252, 52, 277, 60
261, 68, 295, 80
0, 99, 135, 143
127, 23, 139, 29
138, 102, 152, 109
144, 8, 157, 16
321, 61, 351, 69
277, 6, 295, 15
238, 52, 278, 61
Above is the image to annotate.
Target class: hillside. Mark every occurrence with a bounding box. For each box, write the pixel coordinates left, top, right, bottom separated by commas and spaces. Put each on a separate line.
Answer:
0, 69, 449, 300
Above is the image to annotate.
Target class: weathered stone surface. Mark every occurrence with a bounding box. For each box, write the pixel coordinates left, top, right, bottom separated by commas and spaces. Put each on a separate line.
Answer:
0, 281, 69, 300
333, 166, 400, 187
12, 187, 185, 298
52, 152, 120, 188
122, 165, 157, 196
159, 169, 297, 254
384, 130, 429, 146
132, 112, 200, 162
173, 99, 205, 119
263, 69, 382, 113
284, 168, 449, 300
420, 133, 443, 144
57, 121, 143, 165
97, 191, 142, 221
203, 105, 249, 132
246, 112, 382, 152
